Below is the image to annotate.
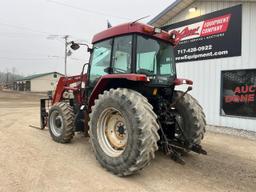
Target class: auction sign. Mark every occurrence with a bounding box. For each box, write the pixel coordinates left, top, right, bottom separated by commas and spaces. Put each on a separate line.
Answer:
221, 69, 256, 118
162, 5, 242, 62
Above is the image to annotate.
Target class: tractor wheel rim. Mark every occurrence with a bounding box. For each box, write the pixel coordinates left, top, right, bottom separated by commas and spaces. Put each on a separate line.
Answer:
50, 110, 63, 137
97, 107, 128, 157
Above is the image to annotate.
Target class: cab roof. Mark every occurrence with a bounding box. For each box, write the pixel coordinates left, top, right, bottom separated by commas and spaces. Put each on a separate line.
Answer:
92, 22, 172, 44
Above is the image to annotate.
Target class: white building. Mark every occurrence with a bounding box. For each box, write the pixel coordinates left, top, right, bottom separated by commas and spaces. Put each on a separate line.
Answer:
149, 0, 256, 131
14, 72, 63, 92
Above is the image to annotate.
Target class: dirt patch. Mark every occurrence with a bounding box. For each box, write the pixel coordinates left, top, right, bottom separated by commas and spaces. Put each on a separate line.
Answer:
0, 90, 256, 192
0, 90, 44, 107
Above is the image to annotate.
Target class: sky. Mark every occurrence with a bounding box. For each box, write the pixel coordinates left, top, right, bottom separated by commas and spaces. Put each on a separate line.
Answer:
0, 0, 174, 76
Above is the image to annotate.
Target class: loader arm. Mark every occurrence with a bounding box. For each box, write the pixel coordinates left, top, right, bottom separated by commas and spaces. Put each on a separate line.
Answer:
40, 74, 87, 129
52, 74, 87, 105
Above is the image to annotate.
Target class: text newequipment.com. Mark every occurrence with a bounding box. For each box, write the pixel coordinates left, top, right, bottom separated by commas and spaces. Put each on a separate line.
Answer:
175, 50, 229, 61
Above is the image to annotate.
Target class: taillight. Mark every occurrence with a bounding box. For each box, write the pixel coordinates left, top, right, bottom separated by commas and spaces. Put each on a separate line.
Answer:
174, 78, 193, 85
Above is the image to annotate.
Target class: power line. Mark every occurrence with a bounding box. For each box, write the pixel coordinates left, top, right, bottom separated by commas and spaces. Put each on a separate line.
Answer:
0, 19, 87, 41
0, 32, 44, 36
49, 55, 85, 61
0, 57, 62, 61
0, 35, 48, 39
0, 21, 89, 43
0, 20, 50, 36
0, 56, 84, 62
46, 0, 132, 20
0, 51, 59, 58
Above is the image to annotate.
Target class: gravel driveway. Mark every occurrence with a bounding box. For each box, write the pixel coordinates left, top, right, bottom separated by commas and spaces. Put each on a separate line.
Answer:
0, 91, 255, 192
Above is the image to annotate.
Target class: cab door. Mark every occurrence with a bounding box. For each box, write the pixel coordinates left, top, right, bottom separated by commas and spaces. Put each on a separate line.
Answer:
88, 35, 133, 86
88, 38, 113, 86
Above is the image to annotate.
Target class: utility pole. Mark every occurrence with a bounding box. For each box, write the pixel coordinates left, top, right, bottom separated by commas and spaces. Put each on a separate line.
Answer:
6, 69, 9, 85
47, 34, 71, 77
64, 35, 69, 76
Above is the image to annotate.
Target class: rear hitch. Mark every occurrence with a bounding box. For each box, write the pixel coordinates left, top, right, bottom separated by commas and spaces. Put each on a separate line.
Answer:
159, 122, 187, 165
191, 144, 207, 155
168, 146, 186, 165
159, 120, 207, 165
170, 152, 185, 165
160, 141, 185, 165
161, 141, 207, 165
168, 100, 207, 162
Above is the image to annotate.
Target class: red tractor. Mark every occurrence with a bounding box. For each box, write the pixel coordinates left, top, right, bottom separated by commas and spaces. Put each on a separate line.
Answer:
40, 22, 206, 176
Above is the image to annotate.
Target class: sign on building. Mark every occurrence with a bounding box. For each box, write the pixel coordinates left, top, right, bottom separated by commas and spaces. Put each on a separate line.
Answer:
162, 5, 242, 62
221, 69, 256, 118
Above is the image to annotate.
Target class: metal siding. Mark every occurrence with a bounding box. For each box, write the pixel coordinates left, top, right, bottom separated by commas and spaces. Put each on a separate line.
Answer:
169, 1, 256, 131
30, 74, 62, 92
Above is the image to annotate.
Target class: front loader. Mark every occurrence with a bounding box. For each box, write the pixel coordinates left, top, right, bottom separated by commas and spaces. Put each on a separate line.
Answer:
40, 22, 206, 176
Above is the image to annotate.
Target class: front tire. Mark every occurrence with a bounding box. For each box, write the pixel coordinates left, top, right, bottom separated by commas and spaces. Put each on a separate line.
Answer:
89, 88, 160, 176
48, 102, 75, 143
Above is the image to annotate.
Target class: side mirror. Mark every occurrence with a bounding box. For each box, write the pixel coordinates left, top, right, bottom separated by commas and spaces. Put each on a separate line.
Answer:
70, 41, 80, 50
71, 41, 92, 53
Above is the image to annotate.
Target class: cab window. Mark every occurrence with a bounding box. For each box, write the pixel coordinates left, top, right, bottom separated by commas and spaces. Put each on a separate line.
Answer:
136, 35, 175, 76
112, 35, 132, 73
89, 39, 112, 84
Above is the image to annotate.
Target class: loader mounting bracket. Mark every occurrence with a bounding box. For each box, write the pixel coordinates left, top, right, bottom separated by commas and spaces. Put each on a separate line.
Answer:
40, 98, 51, 129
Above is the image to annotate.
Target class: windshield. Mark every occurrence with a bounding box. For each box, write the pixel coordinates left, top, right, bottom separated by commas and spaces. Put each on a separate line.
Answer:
136, 35, 175, 77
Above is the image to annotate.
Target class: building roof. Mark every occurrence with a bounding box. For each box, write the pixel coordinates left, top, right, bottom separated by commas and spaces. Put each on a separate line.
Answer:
148, 0, 256, 27
17, 72, 64, 81
148, 0, 195, 27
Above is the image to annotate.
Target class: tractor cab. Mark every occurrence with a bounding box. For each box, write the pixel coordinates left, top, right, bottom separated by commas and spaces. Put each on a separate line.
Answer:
88, 23, 177, 87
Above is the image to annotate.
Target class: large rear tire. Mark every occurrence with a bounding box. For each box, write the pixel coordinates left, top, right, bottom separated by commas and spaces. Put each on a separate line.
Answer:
89, 88, 160, 176
173, 91, 206, 145
48, 102, 75, 143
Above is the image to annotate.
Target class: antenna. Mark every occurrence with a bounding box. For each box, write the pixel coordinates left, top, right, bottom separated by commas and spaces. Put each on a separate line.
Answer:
131, 15, 150, 25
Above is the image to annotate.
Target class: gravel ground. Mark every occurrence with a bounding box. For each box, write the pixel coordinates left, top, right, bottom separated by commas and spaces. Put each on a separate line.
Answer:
207, 125, 256, 141
0, 90, 256, 192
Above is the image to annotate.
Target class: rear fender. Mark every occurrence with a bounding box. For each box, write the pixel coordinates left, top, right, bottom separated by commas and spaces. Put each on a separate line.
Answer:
88, 74, 149, 110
